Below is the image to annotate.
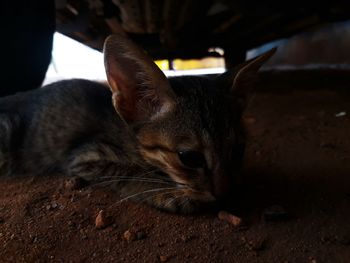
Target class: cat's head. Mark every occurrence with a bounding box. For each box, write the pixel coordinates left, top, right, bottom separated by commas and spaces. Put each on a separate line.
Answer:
104, 35, 275, 213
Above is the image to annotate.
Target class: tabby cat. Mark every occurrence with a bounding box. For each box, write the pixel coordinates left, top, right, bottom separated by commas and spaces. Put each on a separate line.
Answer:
0, 35, 275, 213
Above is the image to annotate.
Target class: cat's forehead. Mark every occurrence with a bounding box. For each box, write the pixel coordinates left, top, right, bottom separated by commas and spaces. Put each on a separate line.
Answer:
168, 75, 227, 97
170, 76, 224, 114
168, 75, 234, 127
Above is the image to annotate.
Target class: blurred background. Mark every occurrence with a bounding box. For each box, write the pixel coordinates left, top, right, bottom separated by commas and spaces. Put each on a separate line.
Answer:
2, 0, 350, 94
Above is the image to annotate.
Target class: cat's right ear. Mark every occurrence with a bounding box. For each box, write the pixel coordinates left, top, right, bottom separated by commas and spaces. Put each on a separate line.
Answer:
231, 48, 276, 95
103, 34, 175, 123
228, 48, 276, 108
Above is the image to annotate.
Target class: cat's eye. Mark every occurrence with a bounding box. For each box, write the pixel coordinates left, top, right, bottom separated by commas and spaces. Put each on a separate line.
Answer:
178, 151, 206, 169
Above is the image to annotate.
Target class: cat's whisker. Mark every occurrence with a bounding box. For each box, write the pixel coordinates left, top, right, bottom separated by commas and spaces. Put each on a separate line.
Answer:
163, 193, 185, 208
142, 189, 185, 204
98, 168, 166, 180
90, 178, 178, 187
97, 174, 188, 186
98, 175, 175, 184
135, 169, 187, 185
178, 196, 190, 211
95, 176, 183, 186
135, 169, 160, 177
142, 176, 188, 186
111, 186, 183, 207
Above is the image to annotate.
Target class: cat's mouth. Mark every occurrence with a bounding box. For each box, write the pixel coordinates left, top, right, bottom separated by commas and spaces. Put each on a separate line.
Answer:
151, 173, 216, 213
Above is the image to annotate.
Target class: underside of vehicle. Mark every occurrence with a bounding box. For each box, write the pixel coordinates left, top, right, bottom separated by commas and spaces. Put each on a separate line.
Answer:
55, 0, 350, 64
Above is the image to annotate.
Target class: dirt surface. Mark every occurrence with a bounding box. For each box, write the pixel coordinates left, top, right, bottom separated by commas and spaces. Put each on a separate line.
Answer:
1, 70, 350, 263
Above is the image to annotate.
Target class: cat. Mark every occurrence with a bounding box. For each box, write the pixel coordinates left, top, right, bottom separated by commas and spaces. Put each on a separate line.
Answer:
0, 34, 275, 213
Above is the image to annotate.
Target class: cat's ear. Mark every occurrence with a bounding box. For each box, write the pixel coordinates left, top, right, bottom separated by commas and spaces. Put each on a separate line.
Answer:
230, 48, 276, 97
103, 34, 175, 123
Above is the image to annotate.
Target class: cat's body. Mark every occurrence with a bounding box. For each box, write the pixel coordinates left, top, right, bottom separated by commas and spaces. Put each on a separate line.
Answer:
0, 79, 127, 175
0, 35, 275, 213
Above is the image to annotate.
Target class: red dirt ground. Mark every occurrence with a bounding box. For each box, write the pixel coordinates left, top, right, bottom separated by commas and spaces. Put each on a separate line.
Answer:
0, 70, 349, 263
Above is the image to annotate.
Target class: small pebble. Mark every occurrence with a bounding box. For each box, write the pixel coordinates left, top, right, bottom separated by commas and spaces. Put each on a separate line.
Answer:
45, 202, 59, 211
95, 210, 111, 229
263, 205, 289, 222
159, 255, 169, 262
218, 211, 242, 226
64, 177, 86, 190
123, 230, 137, 242
123, 229, 146, 242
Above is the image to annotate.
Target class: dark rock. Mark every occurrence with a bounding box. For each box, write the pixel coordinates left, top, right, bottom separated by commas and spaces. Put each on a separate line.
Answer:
263, 205, 290, 222
136, 230, 146, 240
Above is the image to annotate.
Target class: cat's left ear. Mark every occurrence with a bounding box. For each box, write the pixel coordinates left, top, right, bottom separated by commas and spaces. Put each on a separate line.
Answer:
230, 48, 277, 97
103, 34, 175, 124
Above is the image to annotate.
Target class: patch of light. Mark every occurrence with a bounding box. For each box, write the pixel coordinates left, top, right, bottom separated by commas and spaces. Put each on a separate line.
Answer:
247, 39, 284, 60
163, 68, 225, 77
44, 33, 227, 86
43, 32, 106, 85
208, 47, 224, 56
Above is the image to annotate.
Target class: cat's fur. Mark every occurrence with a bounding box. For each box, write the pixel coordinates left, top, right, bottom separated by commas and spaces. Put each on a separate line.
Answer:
0, 35, 275, 213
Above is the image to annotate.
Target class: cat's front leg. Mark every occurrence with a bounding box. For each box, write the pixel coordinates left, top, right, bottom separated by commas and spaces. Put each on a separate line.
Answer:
65, 142, 143, 182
